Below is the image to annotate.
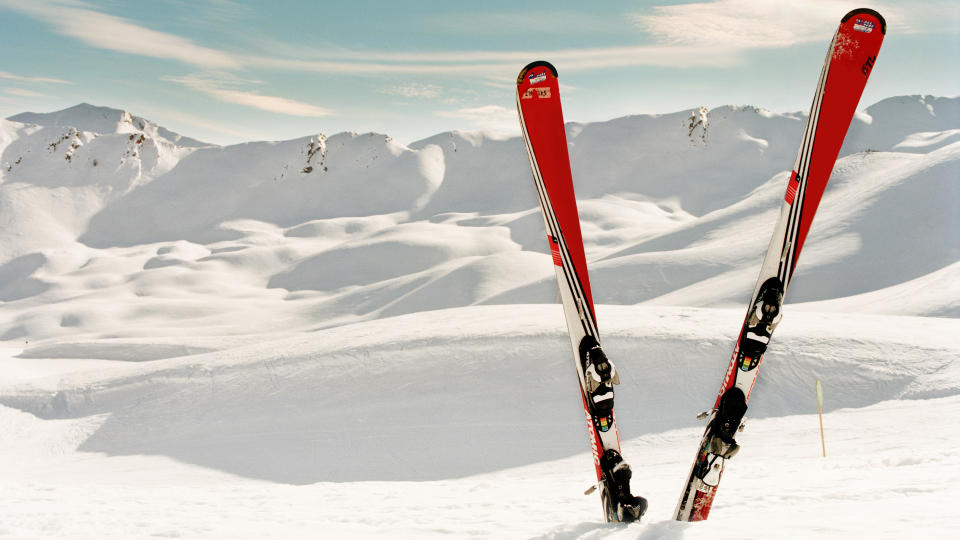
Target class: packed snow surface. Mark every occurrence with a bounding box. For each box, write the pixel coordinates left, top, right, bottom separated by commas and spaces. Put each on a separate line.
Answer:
1, 95, 958, 538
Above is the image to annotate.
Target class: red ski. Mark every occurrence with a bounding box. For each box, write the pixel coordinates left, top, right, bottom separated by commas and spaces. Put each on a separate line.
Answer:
517, 61, 646, 522
674, 8, 886, 521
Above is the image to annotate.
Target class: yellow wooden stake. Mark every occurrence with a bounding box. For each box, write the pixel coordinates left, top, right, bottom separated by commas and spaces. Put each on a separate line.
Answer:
816, 379, 826, 458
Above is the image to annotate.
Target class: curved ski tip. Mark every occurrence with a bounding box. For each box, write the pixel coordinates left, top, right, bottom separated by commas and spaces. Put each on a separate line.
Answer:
842, 8, 886, 34
517, 61, 558, 85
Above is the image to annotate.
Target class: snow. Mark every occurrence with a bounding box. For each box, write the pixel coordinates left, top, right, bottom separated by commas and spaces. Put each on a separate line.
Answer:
0, 95, 958, 538
8, 103, 211, 148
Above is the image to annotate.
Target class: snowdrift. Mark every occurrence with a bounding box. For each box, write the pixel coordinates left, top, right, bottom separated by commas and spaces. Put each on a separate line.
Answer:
2, 306, 957, 483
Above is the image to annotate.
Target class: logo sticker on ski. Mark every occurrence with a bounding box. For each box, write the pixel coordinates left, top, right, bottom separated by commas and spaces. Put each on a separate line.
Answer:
549, 236, 562, 266
521, 87, 551, 100
853, 19, 874, 33
784, 172, 799, 204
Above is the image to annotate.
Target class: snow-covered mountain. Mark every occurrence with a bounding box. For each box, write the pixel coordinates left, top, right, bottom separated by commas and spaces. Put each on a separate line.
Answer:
8, 103, 210, 148
1, 96, 957, 342
1, 97, 958, 538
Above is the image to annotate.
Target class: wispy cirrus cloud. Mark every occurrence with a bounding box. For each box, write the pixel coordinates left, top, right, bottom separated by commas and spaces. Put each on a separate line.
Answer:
424, 11, 625, 36
246, 43, 738, 75
437, 105, 518, 131
380, 83, 443, 99
0, 70, 73, 85
632, 0, 952, 50
0, 0, 736, 76
163, 75, 332, 117
0, 0, 241, 69
145, 105, 265, 142
633, 0, 846, 49
4, 88, 56, 98
4, 0, 947, 81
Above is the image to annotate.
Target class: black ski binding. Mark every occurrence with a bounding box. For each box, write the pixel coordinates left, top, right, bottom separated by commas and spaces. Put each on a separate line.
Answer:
739, 277, 784, 366
714, 388, 747, 441
695, 387, 748, 485
599, 449, 648, 522
579, 336, 619, 431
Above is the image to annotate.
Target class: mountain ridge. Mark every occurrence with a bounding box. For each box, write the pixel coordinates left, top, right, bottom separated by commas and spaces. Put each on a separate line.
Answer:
0, 94, 956, 345
8, 103, 212, 148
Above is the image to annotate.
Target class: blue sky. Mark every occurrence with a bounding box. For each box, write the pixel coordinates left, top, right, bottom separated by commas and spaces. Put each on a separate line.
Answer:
1, 0, 957, 145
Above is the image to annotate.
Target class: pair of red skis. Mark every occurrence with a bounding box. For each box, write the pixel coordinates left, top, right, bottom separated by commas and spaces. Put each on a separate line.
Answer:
516, 9, 885, 522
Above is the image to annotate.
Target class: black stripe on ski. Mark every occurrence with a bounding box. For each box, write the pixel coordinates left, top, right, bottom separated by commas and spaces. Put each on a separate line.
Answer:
517, 94, 600, 340
778, 30, 833, 285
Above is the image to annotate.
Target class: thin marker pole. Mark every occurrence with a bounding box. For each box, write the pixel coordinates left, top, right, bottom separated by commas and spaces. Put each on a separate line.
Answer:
816, 379, 826, 458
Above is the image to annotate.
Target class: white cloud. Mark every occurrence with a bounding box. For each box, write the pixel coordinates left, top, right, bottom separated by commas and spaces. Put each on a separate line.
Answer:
4, 88, 55, 98
249, 43, 738, 75
0, 0, 241, 69
437, 105, 518, 131
164, 75, 333, 117
632, 0, 950, 50
144, 106, 264, 143
0, 70, 72, 84
633, 0, 844, 49
424, 11, 622, 36
0, 0, 732, 76
482, 78, 515, 91
380, 83, 443, 99
883, 1, 960, 34
5, 0, 947, 80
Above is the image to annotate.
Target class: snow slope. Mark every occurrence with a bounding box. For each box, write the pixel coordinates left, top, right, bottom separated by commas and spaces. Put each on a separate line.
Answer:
4, 394, 957, 539
1, 95, 957, 344
3, 305, 956, 482
8, 103, 210, 148
0, 96, 957, 537
0, 306, 958, 538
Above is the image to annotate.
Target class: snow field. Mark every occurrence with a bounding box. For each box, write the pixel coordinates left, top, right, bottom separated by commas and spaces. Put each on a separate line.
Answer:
0, 95, 957, 537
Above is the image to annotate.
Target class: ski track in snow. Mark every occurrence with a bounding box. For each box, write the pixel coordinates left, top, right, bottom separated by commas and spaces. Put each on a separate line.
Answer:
0, 96, 957, 537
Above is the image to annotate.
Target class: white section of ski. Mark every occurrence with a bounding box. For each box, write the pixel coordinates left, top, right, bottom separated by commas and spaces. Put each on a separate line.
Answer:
517, 88, 621, 453
778, 29, 835, 290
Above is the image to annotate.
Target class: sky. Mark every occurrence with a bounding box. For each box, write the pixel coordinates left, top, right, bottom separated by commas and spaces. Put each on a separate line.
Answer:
0, 0, 958, 146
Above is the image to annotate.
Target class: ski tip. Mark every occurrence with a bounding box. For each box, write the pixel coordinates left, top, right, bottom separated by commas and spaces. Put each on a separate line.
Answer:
517, 61, 558, 85
842, 8, 886, 34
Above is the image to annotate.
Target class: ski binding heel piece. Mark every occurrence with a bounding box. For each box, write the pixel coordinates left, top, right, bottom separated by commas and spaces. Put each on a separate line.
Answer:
599, 450, 647, 522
